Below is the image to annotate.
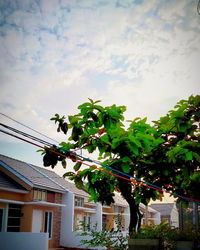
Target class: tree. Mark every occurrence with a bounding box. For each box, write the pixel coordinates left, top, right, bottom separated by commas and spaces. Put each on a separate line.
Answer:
41, 95, 200, 233
153, 95, 200, 203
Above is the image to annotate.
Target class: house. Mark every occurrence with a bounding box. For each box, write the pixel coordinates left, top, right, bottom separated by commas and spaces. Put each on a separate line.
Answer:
0, 154, 66, 249
0, 154, 161, 249
150, 203, 179, 227
140, 204, 161, 226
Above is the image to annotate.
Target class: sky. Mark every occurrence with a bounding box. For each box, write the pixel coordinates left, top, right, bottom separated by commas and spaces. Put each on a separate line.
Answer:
0, 0, 200, 179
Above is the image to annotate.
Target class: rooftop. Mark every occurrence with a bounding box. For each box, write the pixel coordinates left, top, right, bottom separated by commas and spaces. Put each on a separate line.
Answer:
150, 203, 175, 216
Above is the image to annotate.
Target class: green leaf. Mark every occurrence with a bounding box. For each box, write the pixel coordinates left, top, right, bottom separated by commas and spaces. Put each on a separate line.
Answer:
94, 100, 101, 104
72, 126, 83, 141
94, 104, 104, 112
131, 144, 139, 156
193, 152, 200, 162
100, 134, 111, 145
129, 135, 142, 148
36, 149, 45, 155
135, 197, 141, 204
74, 162, 82, 171
122, 156, 131, 163
163, 170, 169, 176
86, 144, 96, 153
89, 187, 98, 202
63, 172, 75, 178
75, 177, 84, 189
121, 163, 130, 173
90, 112, 99, 122
80, 168, 90, 177
62, 159, 67, 169
88, 98, 94, 104
59, 142, 73, 151
185, 151, 193, 161
61, 122, 68, 134
68, 115, 79, 124
159, 116, 169, 124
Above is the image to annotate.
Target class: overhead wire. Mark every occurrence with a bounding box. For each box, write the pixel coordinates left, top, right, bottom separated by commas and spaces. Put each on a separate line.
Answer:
0, 123, 54, 148
0, 112, 59, 144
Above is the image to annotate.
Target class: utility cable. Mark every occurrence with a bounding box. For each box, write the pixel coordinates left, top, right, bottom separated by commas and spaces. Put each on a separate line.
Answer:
0, 112, 59, 144
0, 128, 200, 206
0, 123, 54, 148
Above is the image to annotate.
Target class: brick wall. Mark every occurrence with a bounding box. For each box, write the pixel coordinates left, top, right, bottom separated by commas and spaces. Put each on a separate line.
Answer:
52, 193, 62, 248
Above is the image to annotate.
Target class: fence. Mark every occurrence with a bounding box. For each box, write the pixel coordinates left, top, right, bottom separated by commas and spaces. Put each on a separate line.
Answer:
178, 202, 199, 231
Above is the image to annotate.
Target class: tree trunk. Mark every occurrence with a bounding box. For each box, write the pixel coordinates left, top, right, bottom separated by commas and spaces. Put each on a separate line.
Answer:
118, 179, 141, 233
128, 197, 140, 232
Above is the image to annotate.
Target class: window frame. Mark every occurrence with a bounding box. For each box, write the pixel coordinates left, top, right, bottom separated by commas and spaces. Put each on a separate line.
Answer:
0, 208, 5, 232
44, 211, 53, 239
7, 204, 21, 232
33, 189, 47, 201
75, 196, 84, 207
83, 215, 91, 231
114, 205, 119, 213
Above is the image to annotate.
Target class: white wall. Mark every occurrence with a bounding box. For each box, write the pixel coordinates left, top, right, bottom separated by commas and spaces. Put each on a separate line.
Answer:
170, 204, 179, 227
60, 191, 74, 247
124, 206, 130, 231
92, 202, 102, 231
0, 232, 48, 250
152, 211, 161, 225
60, 191, 104, 249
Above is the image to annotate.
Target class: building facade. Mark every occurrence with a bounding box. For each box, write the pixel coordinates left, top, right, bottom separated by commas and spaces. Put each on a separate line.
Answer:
0, 154, 66, 249
0, 154, 161, 249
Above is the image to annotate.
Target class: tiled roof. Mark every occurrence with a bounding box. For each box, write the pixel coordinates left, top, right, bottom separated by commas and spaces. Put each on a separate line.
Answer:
0, 170, 27, 192
150, 203, 175, 216
0, 154, 65, 193
0, 154, 91, 197
32, 164, 91, 198
0, 154, 135, 207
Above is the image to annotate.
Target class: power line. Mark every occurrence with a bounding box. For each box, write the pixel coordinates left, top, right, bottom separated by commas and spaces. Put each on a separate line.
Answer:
0, 112, 59, 144
0, 127, 200, 206
0, 123, 54, 148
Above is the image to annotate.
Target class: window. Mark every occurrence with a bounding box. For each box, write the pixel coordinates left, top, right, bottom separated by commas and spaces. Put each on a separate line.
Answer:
75, 197, 84, 207
7, 204, 21, 232
75, 214, 83, 231
44, 211, 53, 238
84, 215, 91, 231
114, 205, 119, 213
33, 189, 47, 201
102, 214, 107, 230
0, 208, 5, 232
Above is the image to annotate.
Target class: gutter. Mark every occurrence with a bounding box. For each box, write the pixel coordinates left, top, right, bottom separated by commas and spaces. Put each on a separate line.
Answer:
0, 199, 65, 207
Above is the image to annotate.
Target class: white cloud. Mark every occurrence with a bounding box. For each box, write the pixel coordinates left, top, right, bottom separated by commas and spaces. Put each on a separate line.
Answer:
0, 0, 200, 172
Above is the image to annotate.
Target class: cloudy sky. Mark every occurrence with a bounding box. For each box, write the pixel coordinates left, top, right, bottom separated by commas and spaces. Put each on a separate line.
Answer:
0, 0, 200, 177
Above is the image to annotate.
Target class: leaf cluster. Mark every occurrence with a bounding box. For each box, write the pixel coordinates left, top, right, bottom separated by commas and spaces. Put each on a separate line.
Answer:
78, 214, 128, 249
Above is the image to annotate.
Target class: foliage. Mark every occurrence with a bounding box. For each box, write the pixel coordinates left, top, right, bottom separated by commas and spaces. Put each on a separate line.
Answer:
78, 215, 128, 249
152, 95, 200, 204
130, 223, 200, 250
40, 95, 200, 232
130, 222, 171, 240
